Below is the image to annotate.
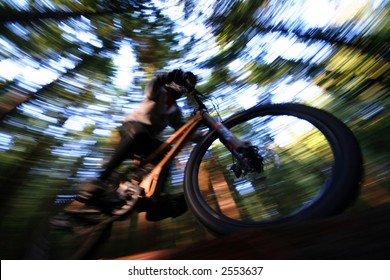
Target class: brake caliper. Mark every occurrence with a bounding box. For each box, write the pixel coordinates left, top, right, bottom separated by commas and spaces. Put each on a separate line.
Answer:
230, 146, 264, 178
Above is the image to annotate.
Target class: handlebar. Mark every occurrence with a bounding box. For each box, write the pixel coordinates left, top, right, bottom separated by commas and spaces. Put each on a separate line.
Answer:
190, 88, 207, 110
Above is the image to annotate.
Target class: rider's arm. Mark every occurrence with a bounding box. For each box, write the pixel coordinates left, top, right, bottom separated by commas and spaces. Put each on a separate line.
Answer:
144, 75, 165, 101
166, 103, 186, 130
143, 74, 170, 116
155, 72, 205, 142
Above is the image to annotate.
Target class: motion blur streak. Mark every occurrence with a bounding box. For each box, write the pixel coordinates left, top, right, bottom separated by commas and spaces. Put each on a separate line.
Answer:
0, 0, 388, 259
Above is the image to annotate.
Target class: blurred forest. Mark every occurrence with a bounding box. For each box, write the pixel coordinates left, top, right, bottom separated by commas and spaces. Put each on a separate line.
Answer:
0, 0, 389, 259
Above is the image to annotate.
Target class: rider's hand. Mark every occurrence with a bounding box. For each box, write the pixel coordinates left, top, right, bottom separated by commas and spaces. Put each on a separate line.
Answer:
167, 69, 185, 85
184, 71, 197, 91
167, 69, 197, 91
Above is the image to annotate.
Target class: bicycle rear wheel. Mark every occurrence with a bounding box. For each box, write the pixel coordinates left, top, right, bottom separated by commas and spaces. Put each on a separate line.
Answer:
184, 103, 363, 235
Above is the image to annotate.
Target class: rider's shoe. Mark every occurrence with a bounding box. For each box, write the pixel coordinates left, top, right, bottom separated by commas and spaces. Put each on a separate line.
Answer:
144, 193, 187, 222
111, 181, 143, 216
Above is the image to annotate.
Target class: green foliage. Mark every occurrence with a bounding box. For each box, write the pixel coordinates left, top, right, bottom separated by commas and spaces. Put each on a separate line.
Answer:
207, 0, 267, 45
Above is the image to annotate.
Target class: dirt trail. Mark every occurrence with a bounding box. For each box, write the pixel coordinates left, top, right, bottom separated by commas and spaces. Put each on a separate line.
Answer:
117, 204, 390, 260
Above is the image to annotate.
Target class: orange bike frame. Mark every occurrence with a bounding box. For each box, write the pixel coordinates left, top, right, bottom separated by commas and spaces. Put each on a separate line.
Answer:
137, 111, 204, 197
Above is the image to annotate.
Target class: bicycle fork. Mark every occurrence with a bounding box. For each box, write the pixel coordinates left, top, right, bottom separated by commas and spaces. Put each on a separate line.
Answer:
201, 110, 264, 177
201, 109, 249, 156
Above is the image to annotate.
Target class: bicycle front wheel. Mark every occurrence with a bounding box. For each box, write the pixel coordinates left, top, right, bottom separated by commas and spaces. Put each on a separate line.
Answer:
184, 103, 363, 235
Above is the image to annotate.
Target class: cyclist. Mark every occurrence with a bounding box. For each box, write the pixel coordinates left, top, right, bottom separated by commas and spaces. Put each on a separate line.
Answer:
65, 69, 200, 220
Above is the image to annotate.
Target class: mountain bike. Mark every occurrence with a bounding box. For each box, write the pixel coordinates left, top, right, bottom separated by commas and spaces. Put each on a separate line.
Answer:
47, 87, 363, 258
149, 88, 363, 235
109, 87, 363, 230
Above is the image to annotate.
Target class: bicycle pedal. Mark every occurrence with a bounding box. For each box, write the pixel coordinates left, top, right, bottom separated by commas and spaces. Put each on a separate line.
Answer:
113, 182, 143, 216
117, 181, 143, 199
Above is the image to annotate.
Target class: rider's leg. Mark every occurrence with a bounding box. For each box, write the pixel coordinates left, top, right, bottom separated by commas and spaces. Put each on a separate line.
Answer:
99, 122, 146, 182
75, 122, 150, 206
